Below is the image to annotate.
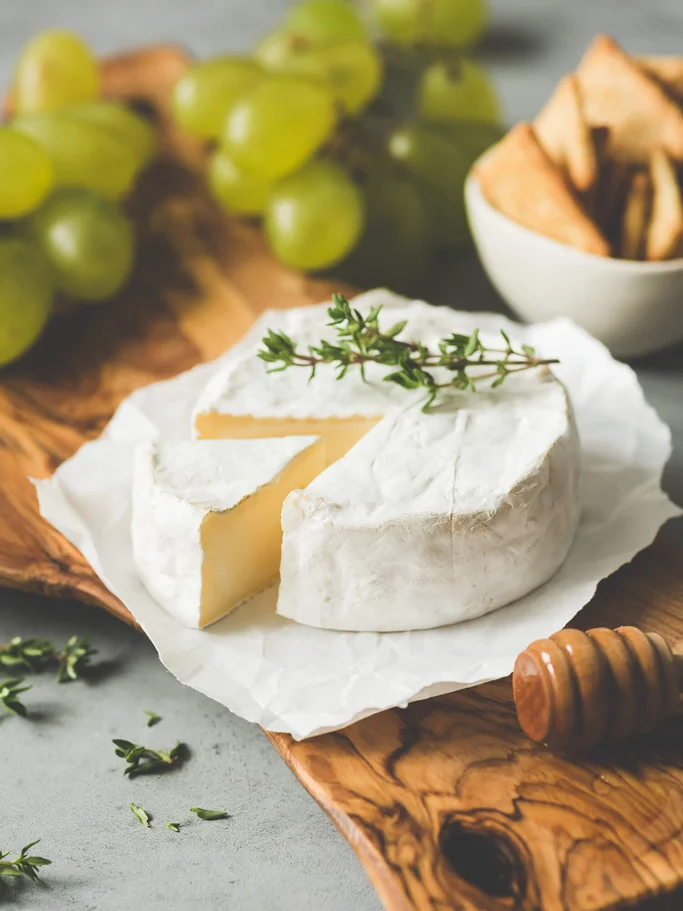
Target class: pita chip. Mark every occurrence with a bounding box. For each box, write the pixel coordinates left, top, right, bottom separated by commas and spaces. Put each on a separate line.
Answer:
534, 74, 598, 194
647, 148, 683, 260
576, 35, 683, 164
594, 153, 631, 241
637, 55, 683, 105
591, 125, 610, 162
475, 123, 610, 256
620, 170, 651, 260
583, 125, 613, 217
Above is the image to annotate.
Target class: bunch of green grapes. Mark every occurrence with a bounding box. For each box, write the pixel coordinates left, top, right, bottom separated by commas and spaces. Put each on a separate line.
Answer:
171, 0, 500, 289
0, 30, 157, 367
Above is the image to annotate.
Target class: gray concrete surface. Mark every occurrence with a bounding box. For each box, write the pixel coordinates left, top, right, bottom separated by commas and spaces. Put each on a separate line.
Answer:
1, 0, 682, 909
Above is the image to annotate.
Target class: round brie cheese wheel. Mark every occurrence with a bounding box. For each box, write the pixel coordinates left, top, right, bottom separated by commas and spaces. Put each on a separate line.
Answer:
193, 290, 580, 632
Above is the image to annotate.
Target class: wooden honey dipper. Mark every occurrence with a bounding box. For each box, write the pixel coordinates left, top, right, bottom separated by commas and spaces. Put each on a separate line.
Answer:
512, 627, 683, 750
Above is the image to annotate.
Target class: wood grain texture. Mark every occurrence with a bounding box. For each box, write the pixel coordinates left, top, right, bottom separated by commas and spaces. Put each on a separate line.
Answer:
2, 46, 683, 911
269, 538, 683, 911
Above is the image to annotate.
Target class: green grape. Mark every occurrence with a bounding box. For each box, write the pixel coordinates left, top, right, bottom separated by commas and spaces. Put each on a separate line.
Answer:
372, 0, 487, 48
208, 148, 272, 215
223, 76, 337, 180
26, 188, 134, 301
284, 0, 366, 42
266, 158, 364, 269
256, 34, 381, 115
63, 102, 157, 165
14, 29, 100, 114
388, 123, 473, 248
12, 112, 141, 201
254, 31, 297, 71
418, 59, 500, 125
0, 238, 53, 367
171, 57, 261, 139
343, 169, 433, 293
320, 41, 382, 113
0, 127, 54, 218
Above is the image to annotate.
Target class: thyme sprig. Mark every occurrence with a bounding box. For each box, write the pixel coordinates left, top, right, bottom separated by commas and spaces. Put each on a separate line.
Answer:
113, 739, 185, 778
0, 678, 32, 717
0, 635, 96, 683
259, 293, 558, 411
0, 841, 51, 882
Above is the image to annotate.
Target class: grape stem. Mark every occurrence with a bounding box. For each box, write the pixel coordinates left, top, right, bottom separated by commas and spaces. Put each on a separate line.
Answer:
259, 293, 559, 411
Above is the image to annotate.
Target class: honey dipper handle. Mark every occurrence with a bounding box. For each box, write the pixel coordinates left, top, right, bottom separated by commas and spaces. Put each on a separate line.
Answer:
514, 628, 683, 751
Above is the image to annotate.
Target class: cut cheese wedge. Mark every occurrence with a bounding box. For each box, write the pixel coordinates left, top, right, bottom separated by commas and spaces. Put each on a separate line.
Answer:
189, 290, 581, 633
131, 437, 324, 628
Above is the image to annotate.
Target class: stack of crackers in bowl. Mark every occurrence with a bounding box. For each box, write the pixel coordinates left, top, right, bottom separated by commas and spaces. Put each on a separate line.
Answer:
465, 34, 683, 357
476, 35, 683, 261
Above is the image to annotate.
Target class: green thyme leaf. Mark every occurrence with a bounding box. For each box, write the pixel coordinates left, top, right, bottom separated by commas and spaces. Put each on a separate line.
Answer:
144, 710, 161, 727
167, 822, 181, 832
385, 320, 407, 338
190, 807, 229, 821
463, 329, 480, 358
130, 803, 151, 827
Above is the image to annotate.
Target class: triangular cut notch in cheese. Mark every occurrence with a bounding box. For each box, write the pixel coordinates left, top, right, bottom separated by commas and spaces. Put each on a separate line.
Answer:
131, 437, 324, 628
195, 414, 379, 465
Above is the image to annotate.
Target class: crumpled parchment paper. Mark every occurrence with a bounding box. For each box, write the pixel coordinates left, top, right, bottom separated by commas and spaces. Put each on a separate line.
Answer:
34, 301, 681, 739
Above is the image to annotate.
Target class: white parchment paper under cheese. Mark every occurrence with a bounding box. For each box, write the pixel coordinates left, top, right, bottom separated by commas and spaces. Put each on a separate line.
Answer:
34, 293, 681, 739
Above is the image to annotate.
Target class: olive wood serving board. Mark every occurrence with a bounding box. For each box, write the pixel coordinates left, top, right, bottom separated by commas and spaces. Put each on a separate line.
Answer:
2, 46, 683, 911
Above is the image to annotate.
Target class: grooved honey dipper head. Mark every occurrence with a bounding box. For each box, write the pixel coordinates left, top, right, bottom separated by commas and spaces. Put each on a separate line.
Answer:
512, 626, 682, 750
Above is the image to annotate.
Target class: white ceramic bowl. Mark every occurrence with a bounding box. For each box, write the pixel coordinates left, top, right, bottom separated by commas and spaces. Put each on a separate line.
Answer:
465, 155, 683, 358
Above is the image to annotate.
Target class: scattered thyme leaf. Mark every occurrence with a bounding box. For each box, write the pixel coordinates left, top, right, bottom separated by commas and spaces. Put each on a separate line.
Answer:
130, 803, 151, 827
56, 636, 97, 683
0, 678, 32, 717
0, 638, 53, 672
144, 710, 162, 727
190, 807, 230, 821
114, 739, 185, 777
258, 294, 559, 410
0, 840, 51, 882
167, 822, 181, 833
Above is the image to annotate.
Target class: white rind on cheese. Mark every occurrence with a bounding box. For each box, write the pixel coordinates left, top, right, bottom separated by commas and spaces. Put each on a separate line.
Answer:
193, 299, 425, 425
189, 289, 581, 632
131, 437, 324, 628
278, 372, 580, 631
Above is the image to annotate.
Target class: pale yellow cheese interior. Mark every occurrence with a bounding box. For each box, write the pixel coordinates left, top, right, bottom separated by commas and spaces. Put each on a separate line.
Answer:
198, 439, 326, 627
195, 414, 380, 465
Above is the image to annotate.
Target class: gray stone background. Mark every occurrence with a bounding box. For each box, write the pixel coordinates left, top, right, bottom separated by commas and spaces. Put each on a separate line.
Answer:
1, 0, 682, 909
